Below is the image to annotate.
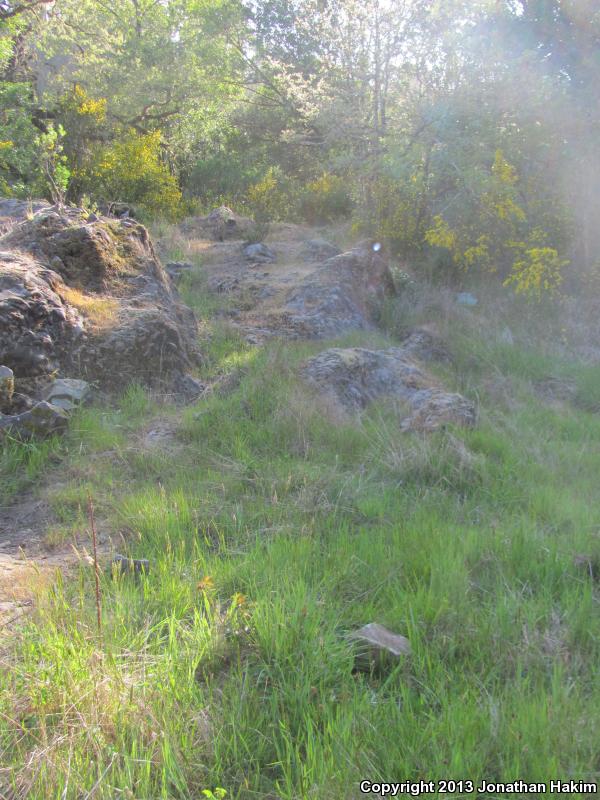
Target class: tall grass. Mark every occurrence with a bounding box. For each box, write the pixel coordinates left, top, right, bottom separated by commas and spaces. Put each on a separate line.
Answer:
2, 271, 600, 798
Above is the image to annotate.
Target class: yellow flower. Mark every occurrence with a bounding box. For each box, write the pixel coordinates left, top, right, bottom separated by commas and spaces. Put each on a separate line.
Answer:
198, 575, 215, 592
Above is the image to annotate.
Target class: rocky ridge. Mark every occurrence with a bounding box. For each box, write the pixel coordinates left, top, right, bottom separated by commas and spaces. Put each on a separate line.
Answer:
181, 216, 474, 430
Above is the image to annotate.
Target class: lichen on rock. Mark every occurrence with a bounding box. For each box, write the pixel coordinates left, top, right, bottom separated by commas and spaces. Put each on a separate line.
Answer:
303, 346, 476, 432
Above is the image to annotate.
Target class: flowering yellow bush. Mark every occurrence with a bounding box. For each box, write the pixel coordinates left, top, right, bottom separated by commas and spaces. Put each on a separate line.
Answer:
246, 167, 289, 221
76, 130, 182, 219
425, 216, 459, 258
503, 247, 566, 299
423, 150, 568, 295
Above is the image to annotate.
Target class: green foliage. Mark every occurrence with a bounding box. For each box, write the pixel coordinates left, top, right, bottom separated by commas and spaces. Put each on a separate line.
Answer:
363, 170, 427, 256
242, 168, 353, 226
423, 150, 570, 294
245, 165, 291, 222
0, 82, 42, 196
37, 123, 71, 203
0, 434, 63, 505
504, 246, 567, 300
296, 172, 353, 224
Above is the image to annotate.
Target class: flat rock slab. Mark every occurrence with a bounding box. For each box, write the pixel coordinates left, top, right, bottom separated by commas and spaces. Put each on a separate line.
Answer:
303, 347, 476, 431
301, 238, 341, 262
348, 622, 411, 672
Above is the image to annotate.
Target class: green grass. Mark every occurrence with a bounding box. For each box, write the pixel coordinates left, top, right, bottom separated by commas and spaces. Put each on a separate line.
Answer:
0, 434, 64, 505
2, 277, 600, 798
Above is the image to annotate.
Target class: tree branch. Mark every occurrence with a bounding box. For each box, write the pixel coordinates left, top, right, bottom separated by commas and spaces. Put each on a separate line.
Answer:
0, 0, 53, 20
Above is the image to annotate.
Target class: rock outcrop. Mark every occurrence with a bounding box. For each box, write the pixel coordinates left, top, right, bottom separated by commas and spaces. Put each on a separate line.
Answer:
304, 347, 476, 431
230, 240, 396, 342
275, 242, 395, 339
0, 201, 201, 427
186, 214, 397, 344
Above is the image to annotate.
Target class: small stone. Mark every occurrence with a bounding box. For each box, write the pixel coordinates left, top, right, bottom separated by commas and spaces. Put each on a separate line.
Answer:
456, 292, 478, 307
43, 378, 91, 407
348, 623, 411, 672
499, 326, 514, 345
0, 365, 14, 411
111, 553, 150, 577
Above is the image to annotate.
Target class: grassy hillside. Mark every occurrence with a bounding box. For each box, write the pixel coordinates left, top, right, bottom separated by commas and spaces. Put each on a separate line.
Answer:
1, 249, 600, 798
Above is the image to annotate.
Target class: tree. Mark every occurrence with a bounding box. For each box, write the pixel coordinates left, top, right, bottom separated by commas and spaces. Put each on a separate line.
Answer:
0, 0, 53, 21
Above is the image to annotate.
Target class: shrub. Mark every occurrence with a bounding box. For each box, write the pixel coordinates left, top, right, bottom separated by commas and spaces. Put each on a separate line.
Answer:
423, 151, 569, 295
503, 246, 566, 299
297, 172, 353, 224
358, 171, 425, 256
0, 81, 44, 197
245, 166, 291, 222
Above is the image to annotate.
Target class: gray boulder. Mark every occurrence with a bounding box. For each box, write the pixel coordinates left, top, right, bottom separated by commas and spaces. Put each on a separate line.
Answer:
0, 401, 69, 438
243, 243, 276, 263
